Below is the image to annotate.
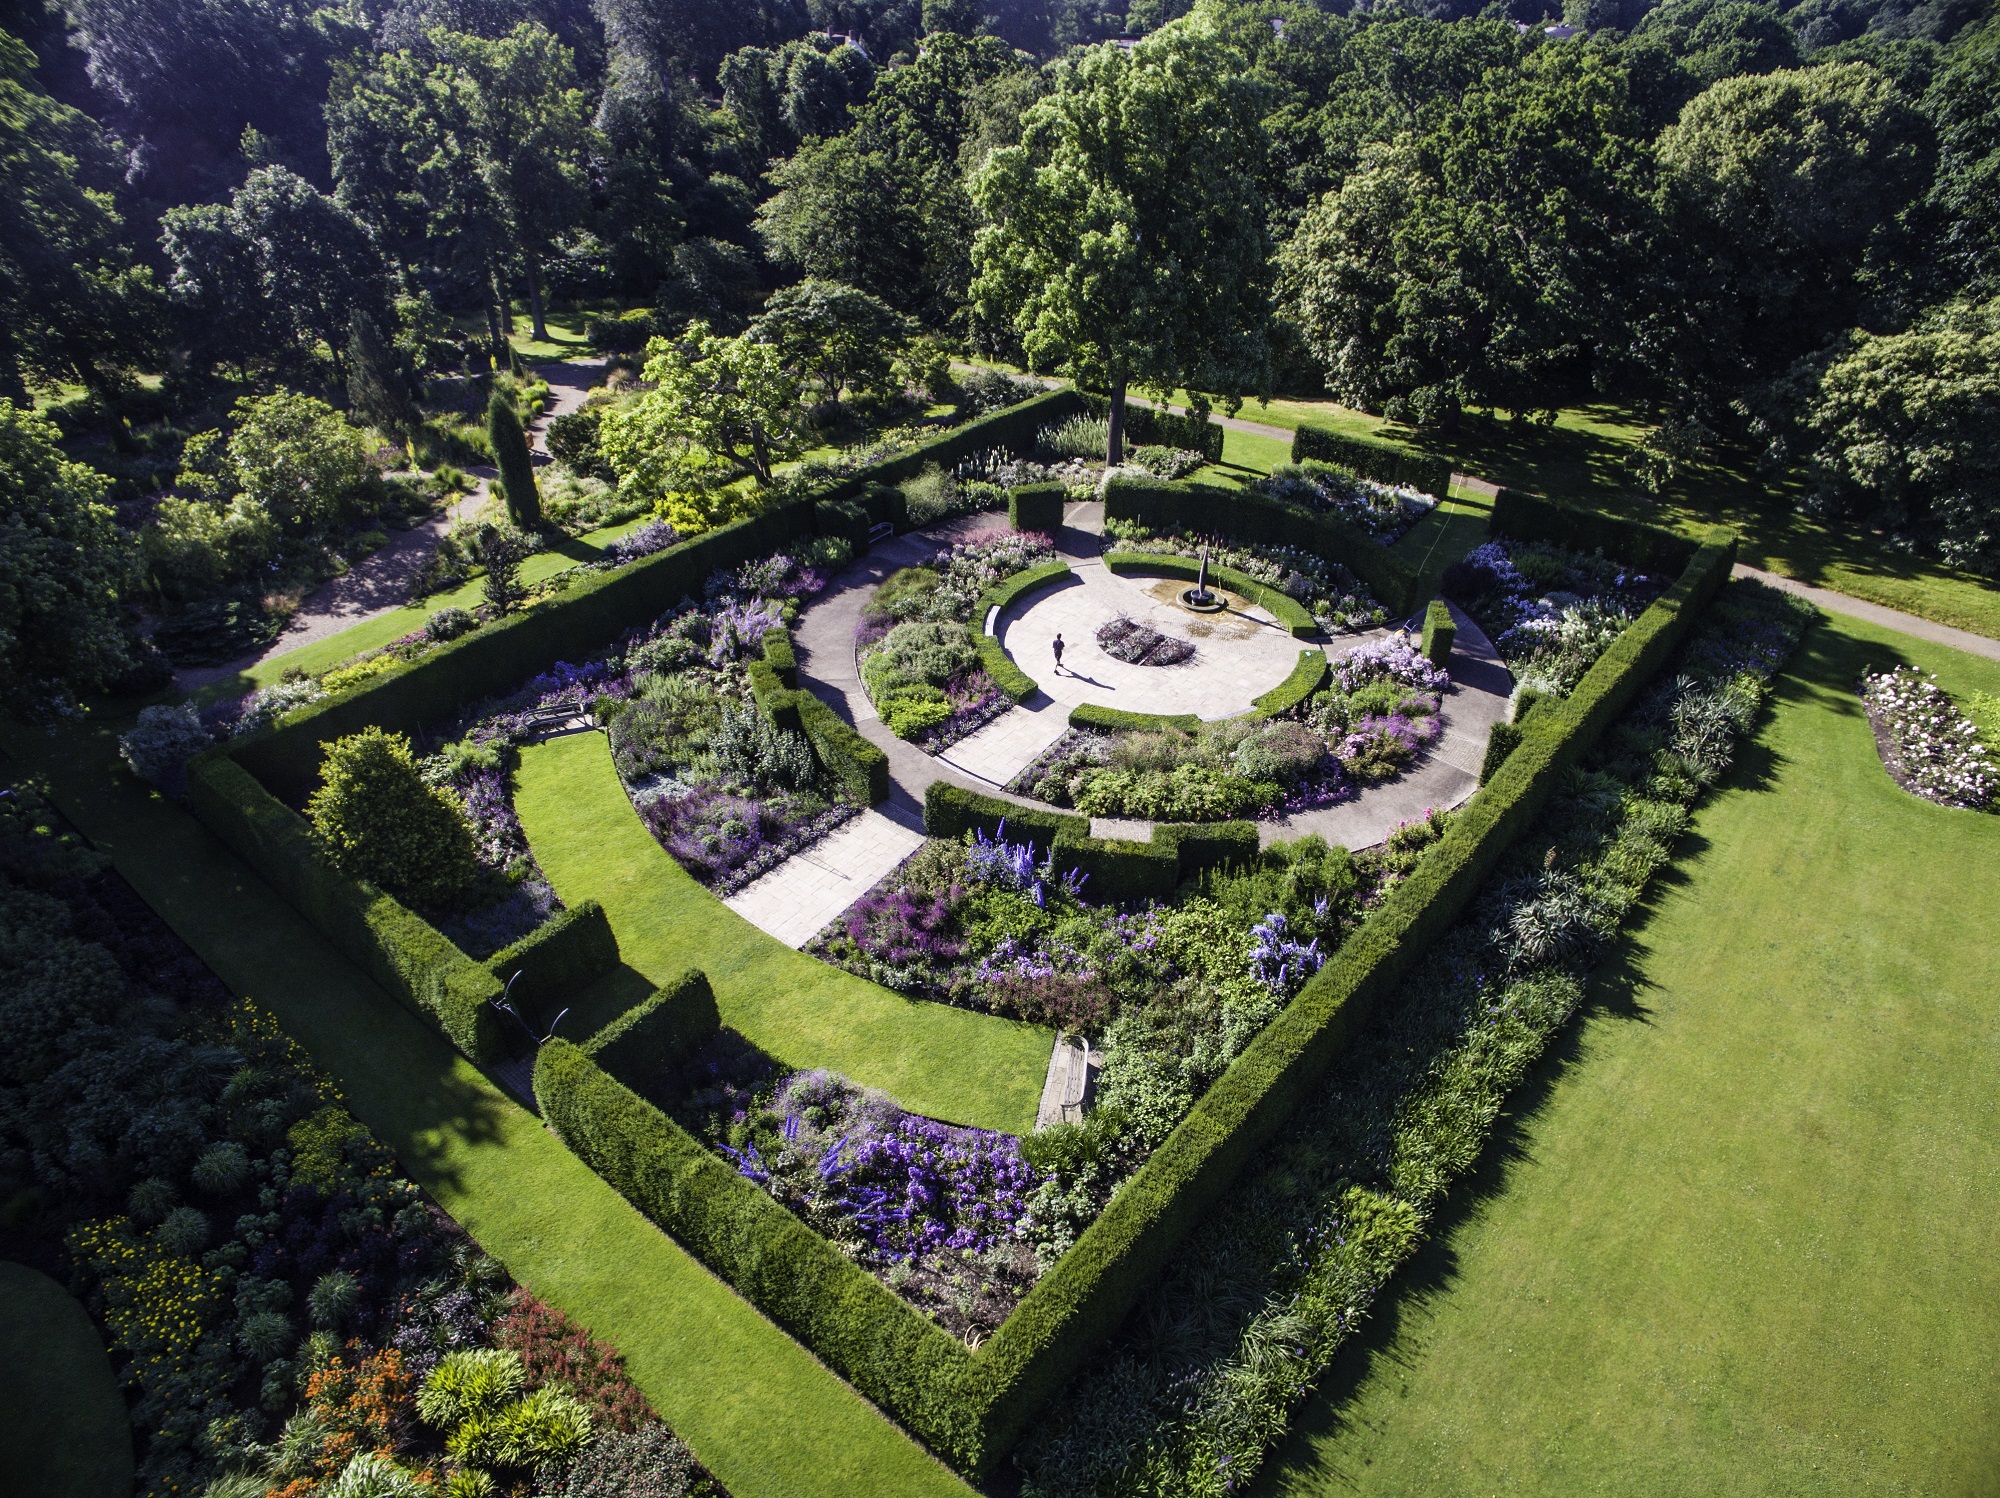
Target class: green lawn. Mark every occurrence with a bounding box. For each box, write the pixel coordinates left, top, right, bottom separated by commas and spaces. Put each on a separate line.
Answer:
0, 716, 976, 1498
452, 305, 597, 364
189, 515, 650, 705
0, 1262, 132, 1498
513, 732, 1051, 1134
1256, 611, 2000, 1497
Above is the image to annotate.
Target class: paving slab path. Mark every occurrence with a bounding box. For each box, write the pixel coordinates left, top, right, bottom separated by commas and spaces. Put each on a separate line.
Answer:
1734, 562, 2000, 662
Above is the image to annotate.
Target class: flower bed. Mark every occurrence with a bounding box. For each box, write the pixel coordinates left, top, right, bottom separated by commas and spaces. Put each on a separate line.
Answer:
0, 790, 723, 1498
1257, 459, 1440, 544
1015, 580, 1817, 1498
786, 813, 1450, 1308
1096, 615, 1196, 667
1104, 521, 1388, 634
1858, 665, 2000, 810
855, 531, 1058, 749
1445, 536, 1669, 697
1009, 635, 1448, 822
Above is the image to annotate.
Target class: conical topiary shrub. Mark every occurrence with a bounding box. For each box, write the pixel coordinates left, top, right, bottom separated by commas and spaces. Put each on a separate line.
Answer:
487, 391, 541, 530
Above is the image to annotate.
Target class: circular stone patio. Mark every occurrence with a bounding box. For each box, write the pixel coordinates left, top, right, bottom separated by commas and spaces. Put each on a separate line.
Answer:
997, 559, 1313, 719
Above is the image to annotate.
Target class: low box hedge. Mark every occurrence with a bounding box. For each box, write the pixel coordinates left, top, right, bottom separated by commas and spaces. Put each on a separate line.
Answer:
1102, 552, 1316, 638
1290, 423, 1454, 499
1420, 599, 1456, 666
1252, 650, 1330, 717
1101, 475, 1420, 618
1490, 487, 1701, 575
746, 659, 801, 732
583, 967, 721, 1090
973, 560, 1072, 703
186, 751, 506, 1062
1008, 482, 1066, 535
1068, 702, 1203, 735
760, 627, 798, 689
795, 692, 890, 804
485, 899, 619, 1029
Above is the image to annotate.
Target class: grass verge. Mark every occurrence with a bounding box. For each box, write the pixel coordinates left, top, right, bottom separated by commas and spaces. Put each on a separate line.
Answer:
512, 731, 1051, 1134
0, 1262, 132, 1498
0, 717, 978, 1498
1255, 611, 2000, 1496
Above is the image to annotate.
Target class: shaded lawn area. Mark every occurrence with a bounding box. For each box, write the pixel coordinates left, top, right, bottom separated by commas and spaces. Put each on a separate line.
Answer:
187, 515, 651, 707
0, 716, 977, 1498
0, 1262, 132, 1498
513, 731, 1051, 1135
1255, 611, 2000, 1497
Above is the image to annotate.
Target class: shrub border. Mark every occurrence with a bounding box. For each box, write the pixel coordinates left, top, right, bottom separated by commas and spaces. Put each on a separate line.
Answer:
1067, 703, 1203, 735
1290, 423, 1454, 500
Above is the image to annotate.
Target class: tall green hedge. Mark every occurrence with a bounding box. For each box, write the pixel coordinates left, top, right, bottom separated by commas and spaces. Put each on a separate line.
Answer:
1008, 482, 1066, 534
813, 498, 871, 554
1290, 423, 1453, 499
1420, 599, 1456, 666
1490, 487, 1701, 574
1102, 551, 1316, 637
485, 900, 619, 1029
186, 752, 506, 1062
795, 693, 890, 804
1101, 475, 1420, 617
583, 967, 721, 1089
820, 387, 1086, 501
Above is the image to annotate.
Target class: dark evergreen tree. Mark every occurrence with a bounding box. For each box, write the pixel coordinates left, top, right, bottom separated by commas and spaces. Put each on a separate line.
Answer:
487, 391, 542, 529
346, 310, 419, 435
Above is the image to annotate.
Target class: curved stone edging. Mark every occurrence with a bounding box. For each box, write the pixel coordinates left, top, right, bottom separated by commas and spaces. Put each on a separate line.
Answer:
790, 504, 1512, 852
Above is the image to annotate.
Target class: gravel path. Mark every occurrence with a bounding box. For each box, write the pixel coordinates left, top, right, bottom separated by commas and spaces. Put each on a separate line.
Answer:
174, 359, 605, 693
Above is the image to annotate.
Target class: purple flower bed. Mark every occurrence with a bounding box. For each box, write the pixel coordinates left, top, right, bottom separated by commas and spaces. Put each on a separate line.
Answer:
1330, 635, 1450, 695
602, 518, 678, 564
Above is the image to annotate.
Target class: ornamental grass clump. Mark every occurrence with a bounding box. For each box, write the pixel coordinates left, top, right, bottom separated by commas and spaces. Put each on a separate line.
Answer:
1859, 664, 2000, 810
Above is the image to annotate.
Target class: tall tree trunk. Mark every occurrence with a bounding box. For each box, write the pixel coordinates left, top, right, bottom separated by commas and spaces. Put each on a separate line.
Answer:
1106, 374, 1128, 467
525, 251, 549, 344
484, 278, 507, 369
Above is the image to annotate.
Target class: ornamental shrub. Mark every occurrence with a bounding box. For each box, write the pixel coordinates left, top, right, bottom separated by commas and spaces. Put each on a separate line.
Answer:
119, 703, 212, 787
488, 392, 541, 530
306, 727, 482, 911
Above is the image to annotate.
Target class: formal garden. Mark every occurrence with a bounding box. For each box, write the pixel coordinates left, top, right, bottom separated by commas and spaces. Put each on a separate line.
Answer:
7, 1, 2000, 1494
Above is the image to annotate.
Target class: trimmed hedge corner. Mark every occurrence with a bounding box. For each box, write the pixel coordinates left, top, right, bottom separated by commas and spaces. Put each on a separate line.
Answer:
485, 900, 619, 1026
1101, 475, 1419, 618
1420, 600, 1456, 667
1068, 702, 1203, 735
1103, 552, 1316, 638
1253, 650, 1330, 717
761, 627, 798, 689
1490, 488, 1701, 575
1008, 482, 1066, 535
583, 968, 721, 1088
797, 693, 890, 805
1290, 423, 1453, 499
814, 498, 871, 555
186, 752, 506, 1062
1479, 720, 1522, 785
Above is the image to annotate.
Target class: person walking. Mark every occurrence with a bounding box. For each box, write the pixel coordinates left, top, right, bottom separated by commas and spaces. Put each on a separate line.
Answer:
1052, 633, 1066, 675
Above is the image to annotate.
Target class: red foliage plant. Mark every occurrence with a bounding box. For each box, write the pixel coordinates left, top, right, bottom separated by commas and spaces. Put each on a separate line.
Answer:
493, 1289, 653, 1432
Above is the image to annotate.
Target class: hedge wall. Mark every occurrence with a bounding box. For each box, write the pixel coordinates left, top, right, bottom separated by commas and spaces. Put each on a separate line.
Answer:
583, 967, 721, 1090
820, 387, 1086, 501
1008, 482, 1066, 535
1102, 552, 1315, 637
1252, 650, 1330, 717
485, 900, 619, 1028
796, 693, 889, 804
813, 498, 871, 554
1067, 703, 1203, 735
186, 752, 506, 1062
1490, 487, 1701, 575
760, 627, 798, 689
1420, 600, 1456, 667
1290, 424, 1454, 499
1101, 475, 1420, 617
533, 1039, 981, 1458
1076, 391, 1227, 464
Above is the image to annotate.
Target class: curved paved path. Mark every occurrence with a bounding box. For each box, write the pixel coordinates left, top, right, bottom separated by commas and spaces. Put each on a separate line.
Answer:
789, 502, 1512, 854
